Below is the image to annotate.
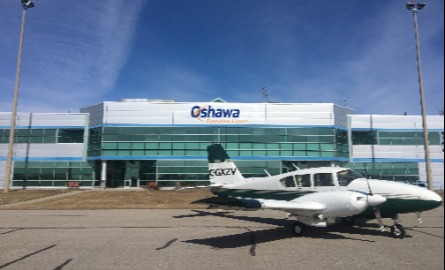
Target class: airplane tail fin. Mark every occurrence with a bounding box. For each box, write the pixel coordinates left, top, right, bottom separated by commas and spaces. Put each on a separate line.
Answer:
207, 144, 246, 187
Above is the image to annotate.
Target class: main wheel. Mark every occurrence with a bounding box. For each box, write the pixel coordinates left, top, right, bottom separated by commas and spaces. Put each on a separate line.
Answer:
292, 221, 306, 237
342, 217, 355, 226
390, 224, 406, 239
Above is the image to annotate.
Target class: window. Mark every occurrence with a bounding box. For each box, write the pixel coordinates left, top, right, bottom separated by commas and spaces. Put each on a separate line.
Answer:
0, 128, 57, 143
58, 129, 84, 143
295, 174, 311, 187
352, 131, 377, 145
280, 176, 296, 188
377, 131, 441, 146
314, 173, 334, 186
337, 170, 362, 186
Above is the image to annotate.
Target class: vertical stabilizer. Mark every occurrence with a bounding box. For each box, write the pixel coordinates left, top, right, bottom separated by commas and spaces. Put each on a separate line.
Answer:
207, 144, 246, 186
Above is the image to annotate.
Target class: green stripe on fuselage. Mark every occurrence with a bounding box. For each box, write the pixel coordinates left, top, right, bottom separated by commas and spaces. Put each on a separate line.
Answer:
353, 198, 443, 219
210, 187, 315, 201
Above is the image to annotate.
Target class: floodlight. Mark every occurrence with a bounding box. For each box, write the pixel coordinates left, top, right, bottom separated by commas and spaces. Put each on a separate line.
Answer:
406, 2, 426, 12
406, 2, 416, 10
21, 0, 35, 10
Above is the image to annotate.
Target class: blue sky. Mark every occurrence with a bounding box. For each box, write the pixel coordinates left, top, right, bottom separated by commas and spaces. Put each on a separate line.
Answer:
0, 0, 443, 115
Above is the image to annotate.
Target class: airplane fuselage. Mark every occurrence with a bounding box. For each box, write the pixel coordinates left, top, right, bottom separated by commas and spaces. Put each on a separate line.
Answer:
209, 167, 442, 219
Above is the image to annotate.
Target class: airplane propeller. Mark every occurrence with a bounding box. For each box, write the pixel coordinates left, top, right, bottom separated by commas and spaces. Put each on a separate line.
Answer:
366, 177, 385, 231
374, 207, 385, 231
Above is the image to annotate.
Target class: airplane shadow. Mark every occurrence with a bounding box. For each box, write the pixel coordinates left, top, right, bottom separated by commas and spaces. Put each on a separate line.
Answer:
326, 223, 410, 239
175, 210, 387, 251
174, 210, 287, 227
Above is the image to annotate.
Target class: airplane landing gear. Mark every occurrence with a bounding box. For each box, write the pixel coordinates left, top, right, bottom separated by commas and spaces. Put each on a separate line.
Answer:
388, 215, 406, 239
340, 215, 407, 239
341, 217, 355, 226
390, 224, 406, 239
289, 215, 408, 238
292, 221, 306, 237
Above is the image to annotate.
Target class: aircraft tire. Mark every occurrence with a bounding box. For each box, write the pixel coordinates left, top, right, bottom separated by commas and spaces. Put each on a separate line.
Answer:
342, 217, 355, 226
292, 221, 306, 237
390, 224, 406, 239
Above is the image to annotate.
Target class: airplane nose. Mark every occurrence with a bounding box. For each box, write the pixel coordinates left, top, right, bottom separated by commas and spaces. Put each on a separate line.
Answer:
428, 191, 443, 202
367, 194, 386, 206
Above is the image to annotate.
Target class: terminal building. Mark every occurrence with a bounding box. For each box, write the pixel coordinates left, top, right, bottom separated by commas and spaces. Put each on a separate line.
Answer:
1, 98, 444, 189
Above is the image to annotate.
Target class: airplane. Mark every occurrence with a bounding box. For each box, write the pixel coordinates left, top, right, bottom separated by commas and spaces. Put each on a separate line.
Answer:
195, 144, 443, 239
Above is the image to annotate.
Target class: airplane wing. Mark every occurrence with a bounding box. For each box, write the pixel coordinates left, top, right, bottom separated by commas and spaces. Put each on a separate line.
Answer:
177, 184, 222, 191
194, 190, 385, 220
256, 199, 326, 212
192, 196, 325, 213
255, 190, 386, 219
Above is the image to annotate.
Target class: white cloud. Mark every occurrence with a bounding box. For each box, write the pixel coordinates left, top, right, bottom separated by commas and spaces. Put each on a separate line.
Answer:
1, 1, 441, 115
0, 1, 146, 113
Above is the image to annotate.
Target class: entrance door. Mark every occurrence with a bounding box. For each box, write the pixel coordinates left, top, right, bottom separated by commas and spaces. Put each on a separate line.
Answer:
125, 161, 140, 188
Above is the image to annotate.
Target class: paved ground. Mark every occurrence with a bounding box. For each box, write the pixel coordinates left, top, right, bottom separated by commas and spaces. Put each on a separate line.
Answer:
0, 208, 443, 270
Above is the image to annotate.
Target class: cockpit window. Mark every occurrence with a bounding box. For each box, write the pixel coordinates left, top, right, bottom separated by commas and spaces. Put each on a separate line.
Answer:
337, 170, 362, 186
280, 176, 296, 188
314, 173, 334, 186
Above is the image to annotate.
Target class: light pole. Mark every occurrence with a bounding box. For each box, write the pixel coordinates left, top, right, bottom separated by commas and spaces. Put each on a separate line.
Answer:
3, 0, 35, 193
406, 2, 433, 190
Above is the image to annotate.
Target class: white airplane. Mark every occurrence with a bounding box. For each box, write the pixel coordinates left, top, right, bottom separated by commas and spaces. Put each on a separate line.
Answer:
196, 144, 443, 239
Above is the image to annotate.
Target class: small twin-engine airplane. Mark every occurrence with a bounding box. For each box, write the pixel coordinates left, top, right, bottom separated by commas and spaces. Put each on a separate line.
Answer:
195, 144, 443, 238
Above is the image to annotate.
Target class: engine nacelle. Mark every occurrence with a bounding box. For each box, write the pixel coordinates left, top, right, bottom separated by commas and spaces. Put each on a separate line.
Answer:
290, 190, 385, 218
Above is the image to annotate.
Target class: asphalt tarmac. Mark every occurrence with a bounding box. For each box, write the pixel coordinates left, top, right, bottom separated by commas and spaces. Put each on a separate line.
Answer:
0, 207, 443, 270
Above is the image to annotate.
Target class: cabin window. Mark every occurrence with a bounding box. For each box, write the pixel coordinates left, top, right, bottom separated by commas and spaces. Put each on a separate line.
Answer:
337, 170, 362, 186
314, 173, 334, 186
280, 176, 296, 188
295, 174, 311, 187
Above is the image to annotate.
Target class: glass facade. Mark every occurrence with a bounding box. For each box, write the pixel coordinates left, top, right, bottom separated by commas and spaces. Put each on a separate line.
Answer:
12, 161, 94, 187
87, 126, 349, 187
344, 162, 419, 183
1, 106, 442, 189
1, 127, 90, 188
0, 128, 84, 144
94, 126, 348, 159
352, 130, 441, 146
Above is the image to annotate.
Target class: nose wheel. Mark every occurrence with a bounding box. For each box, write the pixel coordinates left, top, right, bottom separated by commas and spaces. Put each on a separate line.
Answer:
390, 223, 406, 239
384, 215, 406, 239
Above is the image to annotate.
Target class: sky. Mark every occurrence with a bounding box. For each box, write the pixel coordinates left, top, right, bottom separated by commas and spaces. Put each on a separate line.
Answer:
0, 0, 443, 115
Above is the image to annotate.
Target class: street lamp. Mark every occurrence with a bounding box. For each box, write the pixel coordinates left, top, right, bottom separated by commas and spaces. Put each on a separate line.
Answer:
3, 0, 35, 193
406, 2, 433, 190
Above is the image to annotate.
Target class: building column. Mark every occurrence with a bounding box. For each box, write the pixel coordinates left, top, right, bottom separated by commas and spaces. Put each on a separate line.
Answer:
100, 160, 107, 190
